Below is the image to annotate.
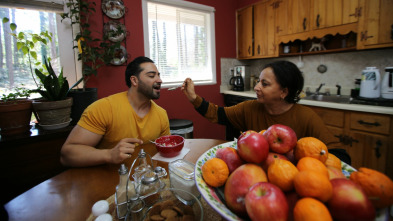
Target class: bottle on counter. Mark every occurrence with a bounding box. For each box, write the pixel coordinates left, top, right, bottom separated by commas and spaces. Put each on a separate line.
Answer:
115, 164, 134, 219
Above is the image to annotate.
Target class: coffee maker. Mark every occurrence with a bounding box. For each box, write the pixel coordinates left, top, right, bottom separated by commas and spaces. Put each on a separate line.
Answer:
229, 66, 250, 91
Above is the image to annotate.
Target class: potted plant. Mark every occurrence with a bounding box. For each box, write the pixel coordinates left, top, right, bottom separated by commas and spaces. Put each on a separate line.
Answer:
31, 58, 73, 129
61, 0, 121, 125
0, 87, 33, 136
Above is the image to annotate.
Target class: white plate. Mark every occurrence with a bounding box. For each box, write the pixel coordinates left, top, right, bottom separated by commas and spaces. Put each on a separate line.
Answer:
39, 119, 71, 130
102, 0, 125, 19
104, 21, 126, 42
194, 140, 358, 221
111, 45, 127, 65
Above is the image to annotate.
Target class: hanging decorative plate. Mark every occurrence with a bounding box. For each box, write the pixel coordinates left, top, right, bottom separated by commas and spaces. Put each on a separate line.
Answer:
111, 45, 127, 65
102, 0, 125, 19
104, 21, 127, 42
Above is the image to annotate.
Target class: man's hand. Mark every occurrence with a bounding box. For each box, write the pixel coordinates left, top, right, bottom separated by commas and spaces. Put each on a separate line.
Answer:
110, 138, 143, 164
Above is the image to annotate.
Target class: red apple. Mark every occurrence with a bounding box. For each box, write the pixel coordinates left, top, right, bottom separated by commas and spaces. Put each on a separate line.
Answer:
224, 164, 268, 217
237, 131, 269, 163
238, 130, 257, 140
216, 147, 244, 173
327, 178, 375, 221
264, 124, 297, 154
261, 152, 288, 171
245, 182, 288, 221
285, 149, 296, 164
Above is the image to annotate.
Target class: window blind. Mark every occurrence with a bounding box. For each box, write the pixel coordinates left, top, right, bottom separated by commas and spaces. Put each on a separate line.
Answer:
147, 1, 214, 85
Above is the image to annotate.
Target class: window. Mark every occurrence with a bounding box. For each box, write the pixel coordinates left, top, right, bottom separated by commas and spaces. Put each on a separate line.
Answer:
142, 0, 216, 87
0, 0, 78, 96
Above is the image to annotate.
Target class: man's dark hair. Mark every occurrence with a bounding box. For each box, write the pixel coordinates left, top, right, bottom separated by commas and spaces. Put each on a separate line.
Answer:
263, 60, 304, 103
125, 56, 154, 88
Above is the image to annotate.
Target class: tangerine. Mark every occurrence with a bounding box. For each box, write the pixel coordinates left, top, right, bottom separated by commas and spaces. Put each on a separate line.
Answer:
295, 137, 328, 163
293, 197, 333, 221
201, 158, 229, 187
268, 159, 299, 192
294, 170, 333, 202
324, 153, 342, 170
296, 156, 329, 178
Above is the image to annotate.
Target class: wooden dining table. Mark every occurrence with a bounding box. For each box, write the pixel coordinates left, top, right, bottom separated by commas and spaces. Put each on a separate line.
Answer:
4, 139, 227, 221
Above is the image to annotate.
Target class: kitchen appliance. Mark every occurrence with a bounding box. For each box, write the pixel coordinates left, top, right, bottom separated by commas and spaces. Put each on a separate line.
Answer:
359, 67, 381, 98
381, 67, 393, 99
229, 70, 244, 91
229, 65, 250, 91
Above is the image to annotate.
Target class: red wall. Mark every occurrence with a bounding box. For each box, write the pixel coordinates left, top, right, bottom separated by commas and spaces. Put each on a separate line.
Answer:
85, 0, 238, 140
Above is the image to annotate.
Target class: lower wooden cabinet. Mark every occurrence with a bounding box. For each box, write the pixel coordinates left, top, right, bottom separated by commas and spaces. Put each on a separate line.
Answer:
308, 106, 393, 179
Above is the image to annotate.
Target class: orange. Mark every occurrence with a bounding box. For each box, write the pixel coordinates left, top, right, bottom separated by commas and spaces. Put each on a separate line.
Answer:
295, 137, 328, 163
350, 167, 393, 208
324, 153, 342, 170
268, 159, 299, 192
293, 197, 333, 221
294, 170, 333, 202
201, 158, 229, 187
259, 129, 266, 135
296, 156, 329, 178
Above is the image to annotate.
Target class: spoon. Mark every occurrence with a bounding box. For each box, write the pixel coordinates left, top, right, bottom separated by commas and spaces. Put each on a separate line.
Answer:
149, 140, 158, 145
167, 84, 182, 91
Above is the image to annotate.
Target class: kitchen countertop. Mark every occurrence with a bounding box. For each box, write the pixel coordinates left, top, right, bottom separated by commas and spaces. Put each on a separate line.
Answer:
221, 89, 393, 116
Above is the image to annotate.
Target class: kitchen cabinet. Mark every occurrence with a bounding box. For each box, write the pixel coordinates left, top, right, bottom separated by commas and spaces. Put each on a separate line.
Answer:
357, 0, 393, 49
254, 0, 276, 57
276, 0, 311, 36
308, 106, 393, 179
236, 6, 253, 58
236, 0, 277, 59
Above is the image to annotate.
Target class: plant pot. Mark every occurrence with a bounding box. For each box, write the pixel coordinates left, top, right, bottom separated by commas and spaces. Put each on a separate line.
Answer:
32, 97, 73, 128
0, 99, 33, 136
68, 88, 98, 125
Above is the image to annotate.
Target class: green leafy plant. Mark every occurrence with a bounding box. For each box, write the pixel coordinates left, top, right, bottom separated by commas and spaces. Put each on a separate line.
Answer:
61, 0, 120, 90
32, 58, 70, 101
1, 17, 53, 87
1, 86, 32, 103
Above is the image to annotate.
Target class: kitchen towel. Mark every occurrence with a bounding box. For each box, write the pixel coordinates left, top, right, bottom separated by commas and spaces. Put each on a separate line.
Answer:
152, 148, 190, 162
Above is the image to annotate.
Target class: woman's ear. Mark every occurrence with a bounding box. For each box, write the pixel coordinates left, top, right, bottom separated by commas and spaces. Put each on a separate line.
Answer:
281, 87, 289, 100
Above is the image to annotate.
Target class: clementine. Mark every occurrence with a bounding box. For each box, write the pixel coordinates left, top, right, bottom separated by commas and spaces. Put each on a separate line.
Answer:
202, 158, 229, 187
293, 197, 333, 221
324, 153, 342, 170
268, 159, 299, 192
295, 137, 328, 163
350, 167, 393, 208
294, 170, 333, 202
296, 156, 329, 178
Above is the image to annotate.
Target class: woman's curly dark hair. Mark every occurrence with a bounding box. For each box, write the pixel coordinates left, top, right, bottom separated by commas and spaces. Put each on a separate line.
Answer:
263, 60, 304, 103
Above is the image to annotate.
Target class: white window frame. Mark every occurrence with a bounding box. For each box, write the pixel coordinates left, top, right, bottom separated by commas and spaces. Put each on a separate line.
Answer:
142, 0, 217, 88
0, 0, 80, 88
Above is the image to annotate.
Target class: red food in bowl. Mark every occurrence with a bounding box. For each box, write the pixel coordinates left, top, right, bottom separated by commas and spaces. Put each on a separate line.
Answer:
155, 135, 185, 157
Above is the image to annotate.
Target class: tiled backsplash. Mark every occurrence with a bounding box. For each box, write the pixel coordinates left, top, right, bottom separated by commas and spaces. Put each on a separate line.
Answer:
221, 48, 393, 96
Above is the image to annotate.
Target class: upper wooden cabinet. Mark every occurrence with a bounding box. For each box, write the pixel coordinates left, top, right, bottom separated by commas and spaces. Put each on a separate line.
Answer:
236, 0, 277, 59
236, 6, 253, 58
254, 1, 276, 57
357, 0, 393, 49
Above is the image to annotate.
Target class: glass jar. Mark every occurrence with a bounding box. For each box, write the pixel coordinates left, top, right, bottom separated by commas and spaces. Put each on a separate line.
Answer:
168, 159, 200, 204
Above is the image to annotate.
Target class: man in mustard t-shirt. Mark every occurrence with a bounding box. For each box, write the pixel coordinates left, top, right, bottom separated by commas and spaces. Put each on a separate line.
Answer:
60, 56, 170, 167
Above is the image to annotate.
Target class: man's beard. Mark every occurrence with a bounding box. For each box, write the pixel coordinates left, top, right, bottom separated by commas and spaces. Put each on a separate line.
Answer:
137, 79, 160, 99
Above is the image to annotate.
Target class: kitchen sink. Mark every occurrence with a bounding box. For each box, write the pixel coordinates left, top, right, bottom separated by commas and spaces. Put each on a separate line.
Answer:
302, 94, 353, 104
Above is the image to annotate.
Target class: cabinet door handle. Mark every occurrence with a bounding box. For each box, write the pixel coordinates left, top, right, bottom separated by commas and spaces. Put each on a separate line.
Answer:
335, 135, 359, 146
349, 7, 357, 17
276, 26, 283, 33
374, 140, 382, 158
257, 45, 261, 55
303, 18, 307, 30
248, 46, 251, 55
357, 120, 381, 127
316, 14, 320, 28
